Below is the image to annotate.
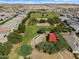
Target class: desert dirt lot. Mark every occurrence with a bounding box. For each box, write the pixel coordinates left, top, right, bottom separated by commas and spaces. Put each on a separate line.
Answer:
30, 49, 76, 59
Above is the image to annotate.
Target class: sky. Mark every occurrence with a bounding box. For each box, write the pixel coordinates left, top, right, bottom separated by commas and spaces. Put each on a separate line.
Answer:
0, 0, 79, 4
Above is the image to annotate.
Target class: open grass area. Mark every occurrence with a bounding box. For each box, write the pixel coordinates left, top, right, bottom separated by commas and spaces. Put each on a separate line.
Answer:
30, 12, 58, 19
30, 13, 42, 19
22, 25, 39, 43
22, 25, 52, 43
46, 12, 58, 18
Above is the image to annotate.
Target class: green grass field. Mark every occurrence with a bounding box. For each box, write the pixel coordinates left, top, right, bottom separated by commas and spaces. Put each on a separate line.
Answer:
30, 12, 58, 19
30, 13, 42, 19
22, 25, 39, 43
22, 24, 53, 43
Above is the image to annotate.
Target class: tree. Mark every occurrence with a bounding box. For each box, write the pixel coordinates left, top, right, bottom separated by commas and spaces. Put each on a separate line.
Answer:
2, 42, 12, 55
7, 32, 22, 44
56, 33, 69, 50
37, 27, 50, 34
27, 12, 31, 18
22, 17, 28, 24
47, 18, 54, 25
0, 56, 8, 59
39, 19, 47, 23
76, 32, 79, 37
29, 18, 37, 25
47, 17, 60, 25
18, 23, 26, 33
35, 33, 69, 54
0, 42, 12, 59
18, 44, 32, 59
35, 41, 59, 54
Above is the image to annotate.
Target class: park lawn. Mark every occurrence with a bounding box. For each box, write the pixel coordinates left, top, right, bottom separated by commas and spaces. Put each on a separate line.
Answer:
22, 25, 39, 43
22, 25, 53, 43
47, 12, 58, 18
30, 13, 42, 19
30, 12, 59, 19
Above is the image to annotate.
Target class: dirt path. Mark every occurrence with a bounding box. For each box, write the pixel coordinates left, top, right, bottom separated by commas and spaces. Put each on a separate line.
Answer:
30, 49, 76, 59
8, 43, 21, 59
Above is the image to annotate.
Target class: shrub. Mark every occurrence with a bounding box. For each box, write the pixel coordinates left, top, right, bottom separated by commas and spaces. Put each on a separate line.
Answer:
18, 23, 26, 33
35, 41, 59, 54
18, 44, 32, 58
37, 27, 50, 34
76, 32, 79, 37
47, 17, 60, 25
39, 19, 47, 23
7, 32, 22, 44
0, 42, 12, 56
29, 18, 38, 25
35, 33, 69, 54
22, 17, 28, 24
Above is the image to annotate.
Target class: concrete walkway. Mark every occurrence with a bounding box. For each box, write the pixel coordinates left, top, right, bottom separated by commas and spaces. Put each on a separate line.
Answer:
30, 34, 46, 48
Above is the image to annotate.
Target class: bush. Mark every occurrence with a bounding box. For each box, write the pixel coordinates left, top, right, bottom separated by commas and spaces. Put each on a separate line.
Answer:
0, 56, 8, 59
22, 17, 28, 24
18, 23, 26, 33
56, 33, 69, 50
50, 22, 72, 33
76, 32, 79, 37
18, 44, 32, 58
39, 19, 47, 23
47, 17, 60, 25
0, 42, 12, 56
7, 32, 22, 44
29, 18, 38, 25
35, 41, 59, 54
35, 33, 69, 54
37, 27, 50, 34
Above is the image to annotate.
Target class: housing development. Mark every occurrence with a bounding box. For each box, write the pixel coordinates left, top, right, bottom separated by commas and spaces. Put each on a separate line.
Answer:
0, 4, 79, 59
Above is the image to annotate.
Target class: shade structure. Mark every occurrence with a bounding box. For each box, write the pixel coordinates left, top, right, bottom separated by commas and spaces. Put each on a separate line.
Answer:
48, 33, 57, 43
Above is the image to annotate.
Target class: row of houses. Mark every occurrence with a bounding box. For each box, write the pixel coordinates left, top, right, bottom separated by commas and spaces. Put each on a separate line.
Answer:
0, 11, 28, 43
60, 16, 79, 53
60, 16, 79, 32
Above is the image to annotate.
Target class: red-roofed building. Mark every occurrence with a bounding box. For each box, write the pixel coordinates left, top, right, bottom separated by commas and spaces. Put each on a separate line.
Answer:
48, 33, 57, 43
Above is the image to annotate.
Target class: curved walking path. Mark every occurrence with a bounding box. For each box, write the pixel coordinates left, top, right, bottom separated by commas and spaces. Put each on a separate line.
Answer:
30, 34, 46, 48
8, 43, 21, 59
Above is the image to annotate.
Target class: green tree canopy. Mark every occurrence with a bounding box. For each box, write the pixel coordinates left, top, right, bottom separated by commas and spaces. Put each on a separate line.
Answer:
18, 44, 32, 57
7, 32, 22, 44
18, 23, 26, 33
0, 42, 12, 56
35, 41, 59, 54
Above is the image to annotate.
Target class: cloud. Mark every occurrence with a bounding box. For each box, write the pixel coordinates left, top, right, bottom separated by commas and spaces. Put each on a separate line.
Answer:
0, 0, 78, 4
0, 1, 36, 4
